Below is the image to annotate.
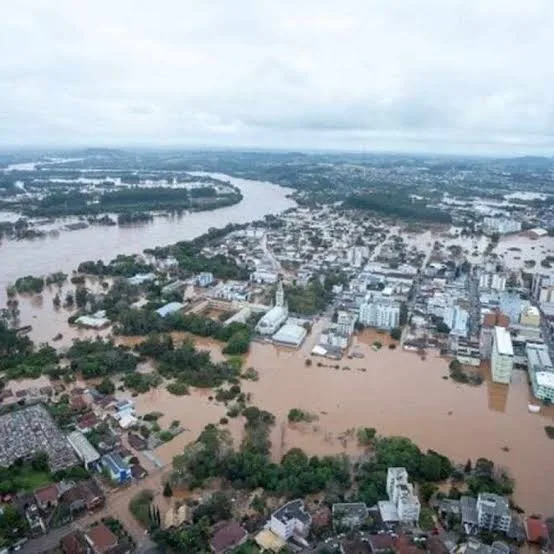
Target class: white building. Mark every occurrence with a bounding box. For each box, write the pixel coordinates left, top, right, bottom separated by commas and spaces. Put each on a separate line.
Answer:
269, 499, 311, 540
477, 493, 512, 532
67, 430, 100, 470
359, 299, 400, 330
386, 468, 421, 525
491, 326, 514, 384
256, 281, 289, 335
196, 272, 214, 287
479, 272, 507, 292
483, 217, 522, 235
272, 322, 307, 347
444, 303, 469, 336
527, 343, 554, 403
336, 310, 356, 336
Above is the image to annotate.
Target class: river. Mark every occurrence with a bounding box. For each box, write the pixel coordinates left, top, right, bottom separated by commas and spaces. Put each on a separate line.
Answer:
0, 173, 295, 308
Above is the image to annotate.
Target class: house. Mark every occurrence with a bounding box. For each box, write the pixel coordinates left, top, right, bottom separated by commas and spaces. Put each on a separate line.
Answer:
60, 530, 91, 554
209, 521, 248, 553
340, 538, 372, 554
367, 534, 395, 552
77, 413, 99, 434
269, 499, 311, 541
127, 433, 147, 451
131, 464, 147, 480
101, 453, 132, 484
524, 516, 549, 545
85, 523, 118, 554
34, 483, 60, 510
114, 399, 134, 416
60, 480, 104, 514
332, 503, 368, 530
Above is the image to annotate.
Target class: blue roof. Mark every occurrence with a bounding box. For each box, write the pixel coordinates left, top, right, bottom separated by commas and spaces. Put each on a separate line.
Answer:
103, 452, 130, 473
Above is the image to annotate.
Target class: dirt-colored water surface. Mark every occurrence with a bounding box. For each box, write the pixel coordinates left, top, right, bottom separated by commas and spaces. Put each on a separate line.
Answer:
129, 323, 554, 515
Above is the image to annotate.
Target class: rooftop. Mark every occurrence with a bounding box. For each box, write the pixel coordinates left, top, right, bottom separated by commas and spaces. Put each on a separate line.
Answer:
67, 430, 101, 465
210, 521, 248, 553
272, 322, 307, 346
494, 326, 513, 356
85, 522, 118, 554
478, 493, 510, 517
155, 301, 184, 318
527, 343, 553, 371
272, 499, 311, 525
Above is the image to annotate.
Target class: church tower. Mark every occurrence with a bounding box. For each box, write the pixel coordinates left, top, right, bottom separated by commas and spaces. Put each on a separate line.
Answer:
275, 280, 285, 308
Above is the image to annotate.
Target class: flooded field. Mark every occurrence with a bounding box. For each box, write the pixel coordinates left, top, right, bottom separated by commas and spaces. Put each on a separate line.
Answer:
495, 234, 554, 270
127, 321, 554, 515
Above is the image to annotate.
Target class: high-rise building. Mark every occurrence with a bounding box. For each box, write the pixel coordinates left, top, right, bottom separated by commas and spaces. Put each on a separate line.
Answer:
479, 310, 509, 359
359, 300, 400, 329
491, 326, 514, 384
386, 468, 420, 524
526, 343, 554, 403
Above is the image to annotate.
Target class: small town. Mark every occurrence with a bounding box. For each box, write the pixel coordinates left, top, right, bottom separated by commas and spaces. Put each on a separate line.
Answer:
2, 157, 554, 554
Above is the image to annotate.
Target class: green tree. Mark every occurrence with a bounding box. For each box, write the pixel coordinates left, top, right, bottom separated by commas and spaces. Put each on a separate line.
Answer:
163, 481, 173, 497
390, 327, 402, 341
96, 377, 115, 395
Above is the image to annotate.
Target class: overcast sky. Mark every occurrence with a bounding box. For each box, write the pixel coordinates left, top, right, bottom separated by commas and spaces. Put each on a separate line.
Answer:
2, 0, 554, 154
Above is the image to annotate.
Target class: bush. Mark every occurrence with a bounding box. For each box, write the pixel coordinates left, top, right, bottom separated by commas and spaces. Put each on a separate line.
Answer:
158, 430, 173, 442
357, 427, 377, 446
390, 327, 402, 341
288, 408, 317, 423
129, 490, 154, 527
167, 382, 190, 396
163, 482, 173, 497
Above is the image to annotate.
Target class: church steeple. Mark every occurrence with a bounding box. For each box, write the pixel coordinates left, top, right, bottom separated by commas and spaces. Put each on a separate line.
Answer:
276, 280, 285, 308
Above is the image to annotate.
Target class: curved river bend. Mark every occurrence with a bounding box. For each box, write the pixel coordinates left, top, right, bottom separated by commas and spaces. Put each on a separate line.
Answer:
0, 173, 295, 304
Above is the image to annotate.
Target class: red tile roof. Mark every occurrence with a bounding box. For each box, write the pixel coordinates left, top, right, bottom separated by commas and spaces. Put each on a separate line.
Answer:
85, 522, 118, 553
525, 517, 548, 543
61, 531, 89, 554
34, 483, 59, 505
210, 521, 248, 553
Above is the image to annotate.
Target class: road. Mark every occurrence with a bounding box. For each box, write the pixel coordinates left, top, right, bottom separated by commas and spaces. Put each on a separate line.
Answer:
369, 227, 397, 262
20, 466, 172, 553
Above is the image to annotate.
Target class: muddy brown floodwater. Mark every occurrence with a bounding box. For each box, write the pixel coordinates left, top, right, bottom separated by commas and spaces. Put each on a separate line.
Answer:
128, 321, 554, 516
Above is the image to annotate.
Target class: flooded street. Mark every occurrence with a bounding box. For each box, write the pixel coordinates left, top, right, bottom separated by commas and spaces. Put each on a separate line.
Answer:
131, 322, 554, 515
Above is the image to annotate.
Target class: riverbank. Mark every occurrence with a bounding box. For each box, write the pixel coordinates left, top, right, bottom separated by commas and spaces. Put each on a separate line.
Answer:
0, 173, 295, 307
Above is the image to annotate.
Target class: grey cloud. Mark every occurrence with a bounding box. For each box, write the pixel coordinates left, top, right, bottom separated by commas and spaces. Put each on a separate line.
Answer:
1, 0, 554, 154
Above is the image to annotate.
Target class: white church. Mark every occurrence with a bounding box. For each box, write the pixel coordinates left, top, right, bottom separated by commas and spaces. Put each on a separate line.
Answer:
255, 280, 289, 335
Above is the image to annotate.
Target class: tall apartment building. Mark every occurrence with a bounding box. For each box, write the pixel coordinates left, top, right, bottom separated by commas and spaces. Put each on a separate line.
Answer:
359, 300, 400, 330
386, 468, 421, 524
336, 310, 356, 336
479, 311, 510, 359
479, 272, 507, 292
491, 326, 514, 384
477, 493, 512, 532
526, 343, 554, 403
